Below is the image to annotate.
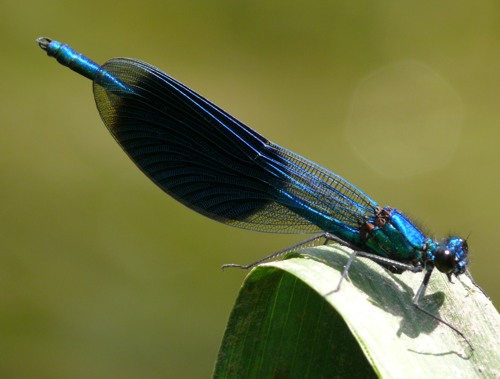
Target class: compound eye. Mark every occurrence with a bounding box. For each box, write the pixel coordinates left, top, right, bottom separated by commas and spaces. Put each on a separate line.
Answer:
434, 248, 456, 274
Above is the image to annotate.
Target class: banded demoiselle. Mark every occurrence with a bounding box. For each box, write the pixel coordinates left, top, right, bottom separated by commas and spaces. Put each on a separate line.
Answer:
37, 37, 476, 348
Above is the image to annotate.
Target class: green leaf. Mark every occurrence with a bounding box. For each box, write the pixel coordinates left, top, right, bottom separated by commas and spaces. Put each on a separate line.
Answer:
214, 245, 500, 378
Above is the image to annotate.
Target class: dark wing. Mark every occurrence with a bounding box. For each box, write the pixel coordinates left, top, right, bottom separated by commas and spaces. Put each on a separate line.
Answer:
92, 58, 377, 234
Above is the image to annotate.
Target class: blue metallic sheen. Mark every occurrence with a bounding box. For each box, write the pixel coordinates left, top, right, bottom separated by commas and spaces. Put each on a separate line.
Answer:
38, 37, 131, 93
37, 37, 473, 346
38, 38, 100, 80
36, 36, 469, 279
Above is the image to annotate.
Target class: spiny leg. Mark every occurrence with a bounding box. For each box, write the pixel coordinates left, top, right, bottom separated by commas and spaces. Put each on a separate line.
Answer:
413, 268, 473, 350
221, 232, 350, 270
223, 231, 474, 350
464, 269, 488, 298
324, 250, 422, 296
355, 251, 423, 273
324, 250, 359, 295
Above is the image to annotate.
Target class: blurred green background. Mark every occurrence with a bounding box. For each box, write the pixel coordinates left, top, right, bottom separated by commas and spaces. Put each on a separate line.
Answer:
1, 1, 499, 377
